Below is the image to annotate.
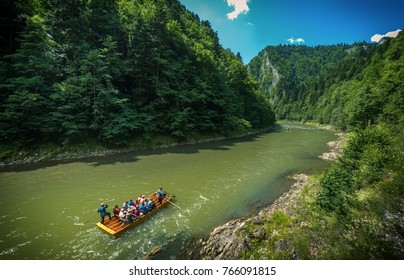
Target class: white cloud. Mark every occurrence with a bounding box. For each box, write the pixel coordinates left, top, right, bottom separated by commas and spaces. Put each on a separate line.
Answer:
225, 0, 250, 20
287, 37, 305, 44
371, 29, 402, 43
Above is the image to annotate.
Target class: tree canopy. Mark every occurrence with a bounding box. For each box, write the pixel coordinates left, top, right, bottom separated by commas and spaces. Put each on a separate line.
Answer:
249, 34, 404, 131
0, 0, 275, 146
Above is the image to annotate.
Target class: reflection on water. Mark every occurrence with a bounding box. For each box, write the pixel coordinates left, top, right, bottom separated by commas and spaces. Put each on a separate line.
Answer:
0, 124, 336, 259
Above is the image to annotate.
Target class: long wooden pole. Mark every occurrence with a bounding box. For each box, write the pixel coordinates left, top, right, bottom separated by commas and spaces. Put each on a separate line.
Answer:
84, 211, 98, 224
166, 198, 181, 209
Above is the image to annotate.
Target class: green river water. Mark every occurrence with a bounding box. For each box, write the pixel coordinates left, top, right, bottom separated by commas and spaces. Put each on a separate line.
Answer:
0, 123, 336, 260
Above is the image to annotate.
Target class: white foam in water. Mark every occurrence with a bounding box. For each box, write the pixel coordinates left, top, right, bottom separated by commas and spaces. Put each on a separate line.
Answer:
66, 215, 85, 226
17, 241, 31, 247
6, 229, 18, 238
0, 246, 18, 256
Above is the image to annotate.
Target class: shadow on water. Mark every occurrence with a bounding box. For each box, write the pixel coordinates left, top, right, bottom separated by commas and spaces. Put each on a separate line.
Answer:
1, 126, 283, 173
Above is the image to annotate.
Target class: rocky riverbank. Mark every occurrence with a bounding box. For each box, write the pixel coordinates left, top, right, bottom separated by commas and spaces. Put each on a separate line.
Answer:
186, 132, 346, 260
186, 174, 311, 259
319, 132, 346, 161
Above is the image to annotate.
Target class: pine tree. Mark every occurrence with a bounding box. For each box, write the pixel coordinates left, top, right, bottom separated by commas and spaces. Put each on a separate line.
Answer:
1, 14, 60, 143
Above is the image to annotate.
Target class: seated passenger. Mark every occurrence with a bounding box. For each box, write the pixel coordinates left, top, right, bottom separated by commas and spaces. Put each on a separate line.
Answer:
113, 204, 120, 216
119, 210, 126, 221
122, 201, 129, 211
126, 212, 135, 223
128, 199, 134, 207
147, 199, 156, 210
133, 207, 140, 217
139, 204, 148, 213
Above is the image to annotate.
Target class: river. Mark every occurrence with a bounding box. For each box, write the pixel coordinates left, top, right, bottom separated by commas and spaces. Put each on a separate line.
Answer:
0, 123, 336, 260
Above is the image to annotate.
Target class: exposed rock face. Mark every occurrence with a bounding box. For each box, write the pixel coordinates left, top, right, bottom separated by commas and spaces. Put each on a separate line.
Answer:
249, 51, 281, 95
198, 219, 249, 260
193, 174, 310, 260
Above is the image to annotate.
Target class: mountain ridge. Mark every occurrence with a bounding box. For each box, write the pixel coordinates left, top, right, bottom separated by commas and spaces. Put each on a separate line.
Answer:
248, 32, 403, 130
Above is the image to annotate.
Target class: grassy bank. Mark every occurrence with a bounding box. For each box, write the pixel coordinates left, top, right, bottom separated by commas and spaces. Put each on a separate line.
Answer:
241, 125, 403, 259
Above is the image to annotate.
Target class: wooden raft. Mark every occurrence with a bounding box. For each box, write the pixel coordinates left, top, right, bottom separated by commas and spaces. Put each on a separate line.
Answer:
96, 192, 173, 238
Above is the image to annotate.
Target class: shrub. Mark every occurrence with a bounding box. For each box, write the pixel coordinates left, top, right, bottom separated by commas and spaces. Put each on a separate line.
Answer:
317, 126, 394, 216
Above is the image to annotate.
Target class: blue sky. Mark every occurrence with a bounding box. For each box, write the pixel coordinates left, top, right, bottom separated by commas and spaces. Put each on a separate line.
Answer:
178, 0, 404, 63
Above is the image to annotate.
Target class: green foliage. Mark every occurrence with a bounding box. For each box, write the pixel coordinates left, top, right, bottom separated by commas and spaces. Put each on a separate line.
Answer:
242, 125, 402, 259
345, 86, 383, 128
1, 14, 60, 143
242, 210, 296, 260
0, 0, 275, 150
249, 32, 404, 132
317, 126, 395, 216
317, 162, 355, 215
343, 126, 393, 166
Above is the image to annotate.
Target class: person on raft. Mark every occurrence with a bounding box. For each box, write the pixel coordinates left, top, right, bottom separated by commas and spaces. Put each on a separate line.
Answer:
156, 187, 165, 204
97, 203, 111, 224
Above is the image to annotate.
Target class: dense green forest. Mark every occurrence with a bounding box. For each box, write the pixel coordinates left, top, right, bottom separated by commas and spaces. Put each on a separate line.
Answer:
0, 0, 275, 154
249, 34, 403, 131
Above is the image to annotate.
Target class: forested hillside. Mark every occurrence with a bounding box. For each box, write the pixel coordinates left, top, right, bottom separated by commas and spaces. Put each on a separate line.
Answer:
0, 0, 275, 151
249, 34, 403, 131
243, 33, 404, 259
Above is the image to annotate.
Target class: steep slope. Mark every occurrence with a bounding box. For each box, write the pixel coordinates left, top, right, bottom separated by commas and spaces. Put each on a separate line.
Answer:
249, 44, 368, 122
0, 0, 275, 148
248, 34, 403, 131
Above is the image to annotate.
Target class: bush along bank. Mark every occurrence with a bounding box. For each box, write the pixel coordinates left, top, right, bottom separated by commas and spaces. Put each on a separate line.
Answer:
192, 125, 403, 259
